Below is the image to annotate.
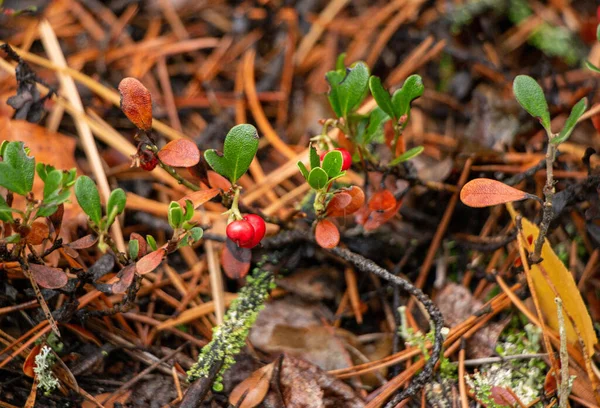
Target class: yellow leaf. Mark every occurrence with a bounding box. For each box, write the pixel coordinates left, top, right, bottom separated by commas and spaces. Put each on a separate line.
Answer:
507, 204, 597, 356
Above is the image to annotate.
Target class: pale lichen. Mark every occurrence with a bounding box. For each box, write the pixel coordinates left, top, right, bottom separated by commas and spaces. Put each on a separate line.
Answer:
34, 345, 59, 395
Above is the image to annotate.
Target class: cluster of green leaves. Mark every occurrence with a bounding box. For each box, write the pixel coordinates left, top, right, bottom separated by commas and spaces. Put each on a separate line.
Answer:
297, 147, 345, 192
166, 200, 203, 247
513, 75, 587, 144
0, 141, 75, 224
324, 56, 424, 160
204, 124, 259, 185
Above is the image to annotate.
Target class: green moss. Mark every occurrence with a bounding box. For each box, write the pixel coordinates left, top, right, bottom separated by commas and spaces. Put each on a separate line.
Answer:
187, 265, 274, 388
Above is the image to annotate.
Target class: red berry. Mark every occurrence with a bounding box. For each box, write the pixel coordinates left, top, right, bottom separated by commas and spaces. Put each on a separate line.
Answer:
240, 214, 266, 248
226, 220, 254, 247
320, 148, 352, 171
139, 150, 158, 171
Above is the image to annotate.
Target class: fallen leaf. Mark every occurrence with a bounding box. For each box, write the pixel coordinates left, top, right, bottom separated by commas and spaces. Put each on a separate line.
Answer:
158, 139, 201, 168
315, 219, 340, 249
461, 178, 528, 208
26, 220, 49, 245
507, 204, 598, 356
23, 344, 42, 377
29, 263, 67, 289
229, 363, 274, 408
112, 264, 137, 294
221, 238, 251, 279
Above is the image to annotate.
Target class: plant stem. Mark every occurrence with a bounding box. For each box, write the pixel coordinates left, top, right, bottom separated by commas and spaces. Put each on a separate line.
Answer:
532, 142, 556, 262
157, 160, 200, 191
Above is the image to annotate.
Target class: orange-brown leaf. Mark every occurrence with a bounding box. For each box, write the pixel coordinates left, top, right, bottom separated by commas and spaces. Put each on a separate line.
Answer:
326, 192, 352, 217
158, 139, 201, 168
67, 234, 98, 250
221, 239, 251, 279
207, 171, 232, 191
29, 264, 68, 289
460, 178, 527, 208
315, 219, 340, 249
136, 249, 165, 275
23, 344, 42, 377
177, 188, 220, 209
26, 221, 49, 245
118, 77, 152, 131
229, 363, 274, 408
368, 190, 396, 212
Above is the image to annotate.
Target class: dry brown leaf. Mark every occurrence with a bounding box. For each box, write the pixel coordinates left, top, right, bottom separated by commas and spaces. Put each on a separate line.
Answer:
229, 363, 274, 408
29, 263, 68, 289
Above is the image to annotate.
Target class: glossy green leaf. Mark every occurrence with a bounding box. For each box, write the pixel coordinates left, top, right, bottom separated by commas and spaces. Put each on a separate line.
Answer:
204, 124, 259, 184
129, 239, 139, 260
552, 98, 587, 145
297, 161, 309, 179
391, 74, 424, 119
369, 76, 394, 118
106, 188, 126, 227
0, 141, 35, 196
321, 150, 343, 178
327, 62, 370, 118
0, 195, 14, 222
307, 167, 328, 190
43, 170, 62, 201
183, 199, 194, 222
188, 226, 203, 242
0, 141, 8, 157
309, 145, 320, 169
364, 107, 390, 145
146, 235, 157, 251
75, 175, 102, 226
389, 146, 425, 166
335, 53, 346, 72
513, 75, 551, 132
168, 201, 184, 229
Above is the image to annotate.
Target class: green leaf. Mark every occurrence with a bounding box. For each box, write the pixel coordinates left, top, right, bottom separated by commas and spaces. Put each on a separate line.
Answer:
335, 53, 346, 72
129, 239, 139, 260
369, 76, 394, 118
43, 170, 62, 201
204, 124, 259, 184
513, 75, 551, 132
552, 97, 587, 145
327, 62, 370, 118
364, 107, 390, 145
307, 167, 329, 190
321, 150, 343, 178
168, 201, 184, 229
391, 74, 424, 119
389, 146, 425, 166
309, 145, 320, 169
146, 235, 157, 251
106, 188, 127, 227
297, 161, 309, 180
36, 163, 51, 182
36, 205, 59, 218
325, 69, 345, 118
0, 141, 8, 157
63, 168, 77, 187
597, 23, 600, 42
0, 141, 35, 195
585, 60, 600, 73
75, 175, 102, 226
188, 226, 203, 242
183, 199, 194, 222
0, 195, 14, 222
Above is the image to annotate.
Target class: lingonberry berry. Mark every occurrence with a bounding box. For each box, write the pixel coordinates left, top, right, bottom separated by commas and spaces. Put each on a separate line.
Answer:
240, 214, 266, 248
226, 220, 254, 247
320, 148, 352, 171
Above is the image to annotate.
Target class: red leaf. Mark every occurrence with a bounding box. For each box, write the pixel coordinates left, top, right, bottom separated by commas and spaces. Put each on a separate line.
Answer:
136, 249, 165, 275
177, 188, 220, 209
23, 344, 42, 377
344, 186, 365, 215
49, 204, 64, 236
490, 386, 518, 407
460, 178, 528, 208
118, 77, 153, 131
592, 110, 600, 133
112, 264, 137, 294
29, 264, 68, 289
368, 190, 396, 212
326, 192, 352, 216
207, 171, 232, 191
26, 221, 49, 245
158, 139, 201, 168
221, 238, 251, 279
129, 233, 147, 258
315, 219, 340, 249
67, 234, 98, 250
